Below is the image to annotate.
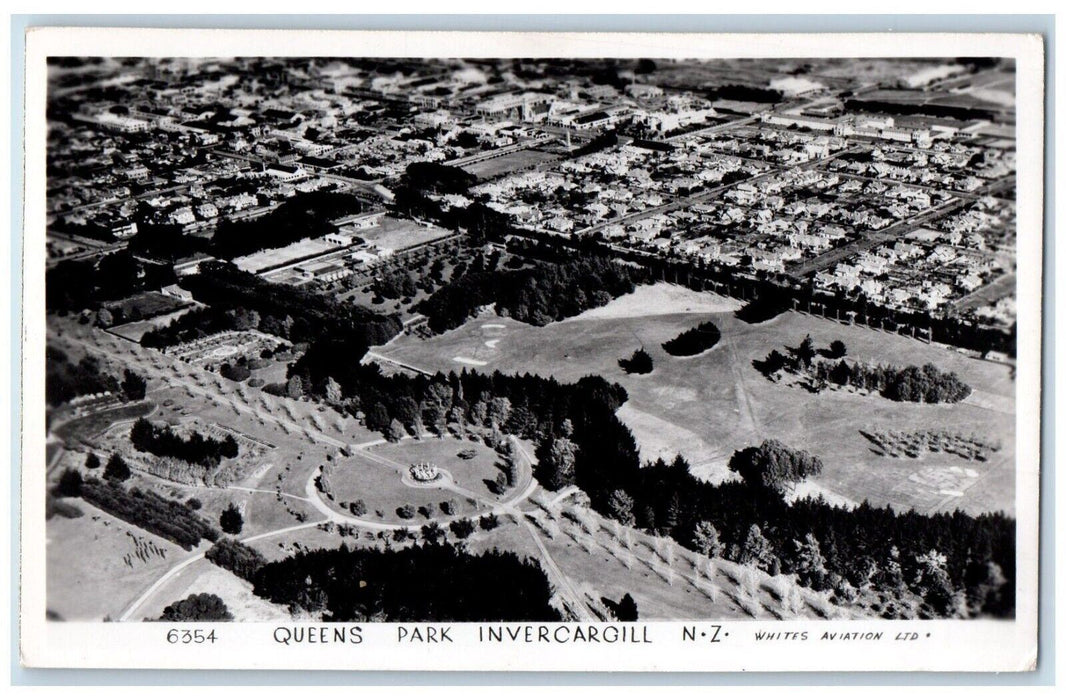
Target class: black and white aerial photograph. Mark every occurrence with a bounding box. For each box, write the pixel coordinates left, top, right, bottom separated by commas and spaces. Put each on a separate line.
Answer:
41, 51, 1026, 629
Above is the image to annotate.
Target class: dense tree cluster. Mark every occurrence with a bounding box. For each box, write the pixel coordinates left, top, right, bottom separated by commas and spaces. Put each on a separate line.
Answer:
177, 262, 402, 350
844, 98, 997, 123
46, 250, 176, 313
728, 439, 824, 493
205, 538, 267, 581
210, 190, 365, 260
414, 253, 647, 333
78, 477, 218, 550
157, 593, 233, 622
45, 347, 119, 406
130, 418, 239, 467
252, 543, 560, 621
755, 338, 972, 404
661, 321, 722, 356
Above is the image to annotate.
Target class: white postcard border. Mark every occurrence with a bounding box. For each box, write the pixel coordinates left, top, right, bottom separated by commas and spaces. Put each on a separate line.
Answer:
18, 28, 1045, 672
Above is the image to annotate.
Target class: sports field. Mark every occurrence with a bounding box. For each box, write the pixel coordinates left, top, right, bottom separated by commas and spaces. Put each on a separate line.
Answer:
377, 283, 1016, 516
462, 149, 558, 181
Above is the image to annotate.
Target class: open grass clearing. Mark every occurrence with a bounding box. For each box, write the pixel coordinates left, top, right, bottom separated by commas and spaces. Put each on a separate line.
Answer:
379, 285, 1015, 516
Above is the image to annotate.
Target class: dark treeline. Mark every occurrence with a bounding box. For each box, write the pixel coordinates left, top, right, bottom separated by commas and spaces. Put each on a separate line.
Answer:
706, 85, 784, 103
661, 321, 722, 356
46, 250, 177, 313
47, 347, 148, 407
78, 477, 219, 550
130, 417, 239, 467
844, 98, 999, 123
252, 543, 561, 621
414, 252, 648, 333
755, 338, 973, 404
210, 190, 366, 260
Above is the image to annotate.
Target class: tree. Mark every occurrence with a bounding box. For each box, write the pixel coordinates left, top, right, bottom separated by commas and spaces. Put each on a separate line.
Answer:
539, 436, 578, 491
421, 522, 445, 544
738, 524, 775, 572
618, 347, 654, 374
797, 334, 817, 368
791, 532, 828, 588
364, 402, 391, 434
220, 503, 244, 535
384, 418, 406, 442
321, 377, 343, 404
397, 504, 416, 519
440, 499, 458, 516
56, 468, 83, 497
606, 489, 636, 526
349, 499, 367, 517
615, 593, 639, 621
449, 518, 475, 539
104, 453, 131, 482
486, 397, 512, 428
286, 375, 304, 399
692, 521, 723, 558
122, 369, 147, 400
85, 452, 101, 470
828, 339, 847, 359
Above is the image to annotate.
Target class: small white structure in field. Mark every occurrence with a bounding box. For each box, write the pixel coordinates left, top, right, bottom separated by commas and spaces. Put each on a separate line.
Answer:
409, 461, 441, 483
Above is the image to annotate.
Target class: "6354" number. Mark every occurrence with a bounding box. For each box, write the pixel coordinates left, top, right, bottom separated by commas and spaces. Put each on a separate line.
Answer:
166, 629, 217, 644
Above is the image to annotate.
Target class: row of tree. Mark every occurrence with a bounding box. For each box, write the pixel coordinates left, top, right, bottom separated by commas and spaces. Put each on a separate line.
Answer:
130, 418, 239, 467
251, 542, 560, 621
76, 477, 219, 550
756, 336, 972, 404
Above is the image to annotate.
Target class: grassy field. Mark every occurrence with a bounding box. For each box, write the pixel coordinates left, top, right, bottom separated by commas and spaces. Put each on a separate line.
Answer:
378, 283, 1015, 516
325, 436, 506, 523
462, 149, 558, 181
357, 216, 454, 252
46, 499, 186, 621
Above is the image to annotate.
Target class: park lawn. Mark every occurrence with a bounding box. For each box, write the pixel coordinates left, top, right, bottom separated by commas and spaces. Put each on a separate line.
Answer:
377, 284, 1015, 517
325, 447, 484, 524
46, 498, 187, 621
366, 435, 513, 504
